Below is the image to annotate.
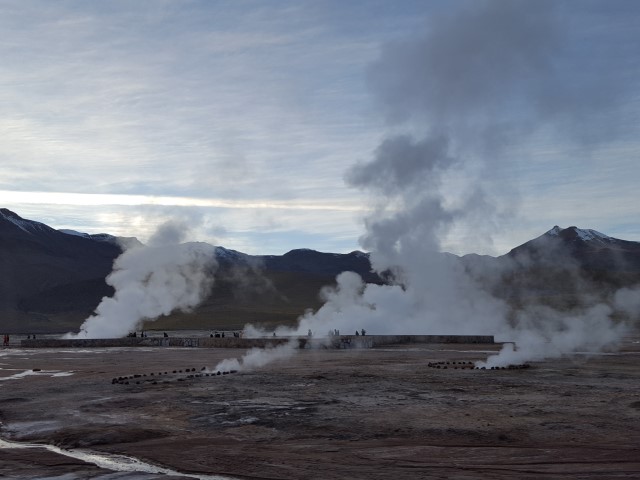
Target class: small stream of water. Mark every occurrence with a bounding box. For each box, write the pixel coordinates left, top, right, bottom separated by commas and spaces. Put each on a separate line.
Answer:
0, 437, 234, 479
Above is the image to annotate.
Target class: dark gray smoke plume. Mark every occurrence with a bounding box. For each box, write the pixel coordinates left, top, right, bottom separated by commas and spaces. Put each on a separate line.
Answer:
147, 218, 192, 247
369, 0, 637, 144
370, 1, 560, 125
243, 1, 638, 367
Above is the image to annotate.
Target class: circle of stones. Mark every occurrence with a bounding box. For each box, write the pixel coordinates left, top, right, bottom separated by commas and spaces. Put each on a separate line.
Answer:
111, 366, 238, 385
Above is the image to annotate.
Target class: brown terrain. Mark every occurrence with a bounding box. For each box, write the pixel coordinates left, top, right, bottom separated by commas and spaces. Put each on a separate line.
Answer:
1, 338, 640, 479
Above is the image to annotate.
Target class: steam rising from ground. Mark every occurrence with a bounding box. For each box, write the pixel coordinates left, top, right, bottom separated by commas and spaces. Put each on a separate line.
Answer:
213, 340, 297, 373
479, 304, 630, 368
65, 2, 637, 367
241, 1, 638, 367
66, 220, 217, 339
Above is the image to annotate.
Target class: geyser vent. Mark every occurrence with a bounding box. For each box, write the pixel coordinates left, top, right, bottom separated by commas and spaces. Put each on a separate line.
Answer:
427, 361, 530, 370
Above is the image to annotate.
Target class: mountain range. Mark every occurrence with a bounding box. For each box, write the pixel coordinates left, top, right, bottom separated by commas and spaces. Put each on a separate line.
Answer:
1, 208, 639, 333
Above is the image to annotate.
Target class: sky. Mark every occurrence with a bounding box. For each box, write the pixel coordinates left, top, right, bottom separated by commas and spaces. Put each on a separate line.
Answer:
1, 0, 639, 256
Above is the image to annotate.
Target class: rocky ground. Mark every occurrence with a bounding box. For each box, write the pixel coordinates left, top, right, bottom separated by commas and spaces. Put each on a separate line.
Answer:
1, 338, 640, 479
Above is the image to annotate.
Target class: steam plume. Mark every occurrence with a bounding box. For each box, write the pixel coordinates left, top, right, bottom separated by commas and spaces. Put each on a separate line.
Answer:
213, 340, 297, 373
479, 304, 630, 368
66, 220, 217, 339
244, 1, 638, 366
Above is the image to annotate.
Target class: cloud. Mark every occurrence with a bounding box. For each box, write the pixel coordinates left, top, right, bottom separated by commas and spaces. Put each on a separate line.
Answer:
368, 0, 639, 145
1, 1, 639, 258
362, 0, 640, 254
369, 1, 559, 125
0, 1, 383, 204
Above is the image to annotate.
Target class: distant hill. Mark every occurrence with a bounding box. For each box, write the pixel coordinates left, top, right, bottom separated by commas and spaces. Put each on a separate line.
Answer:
463, 226, 640, 310
58, 228, 142, 250
1, 209, 639, 333
0, 209, 377, 333
507, 225, 640, 272
0, 208, 123, 331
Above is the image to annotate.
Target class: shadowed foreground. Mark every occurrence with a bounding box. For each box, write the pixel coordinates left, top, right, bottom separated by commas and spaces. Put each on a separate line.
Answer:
1, 339, 639, 479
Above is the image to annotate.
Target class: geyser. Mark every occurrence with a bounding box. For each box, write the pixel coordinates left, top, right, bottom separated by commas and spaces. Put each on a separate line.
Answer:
212, 339, 297, 373
66, 241, 217, 339
239, 0, 638, 367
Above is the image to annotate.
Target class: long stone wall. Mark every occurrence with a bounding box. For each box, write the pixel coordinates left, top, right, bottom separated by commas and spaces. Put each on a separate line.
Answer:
20, 334, 493, 349
19, 337, 291, 349
319, 334, 495, 349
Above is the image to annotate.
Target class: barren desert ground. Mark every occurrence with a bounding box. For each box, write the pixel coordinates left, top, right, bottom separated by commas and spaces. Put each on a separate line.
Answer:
1, 338, 640, 479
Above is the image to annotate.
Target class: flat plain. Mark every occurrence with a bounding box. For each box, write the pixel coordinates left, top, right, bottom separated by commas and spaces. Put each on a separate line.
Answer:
1, 338, 639, 479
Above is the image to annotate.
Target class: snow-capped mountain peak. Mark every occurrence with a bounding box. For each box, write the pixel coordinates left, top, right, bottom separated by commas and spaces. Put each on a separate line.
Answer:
59, 228, 91, 238
546, 225, 562, 236
544, 225, 616, 247
573, 227, 611, 242
59, 228, 142, 249
214, 246, 247, 261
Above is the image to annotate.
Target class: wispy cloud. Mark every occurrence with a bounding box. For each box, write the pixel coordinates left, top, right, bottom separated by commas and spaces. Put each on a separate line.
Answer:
0, 189, 364, 211
1, 1, 639, 255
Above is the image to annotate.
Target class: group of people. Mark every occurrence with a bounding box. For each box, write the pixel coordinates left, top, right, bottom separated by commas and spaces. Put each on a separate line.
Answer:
126, 330, 244, 338
127, 331, 148, 338
326, 329, 367, 337
210, 331, 242, 338
328, 328, 367, 337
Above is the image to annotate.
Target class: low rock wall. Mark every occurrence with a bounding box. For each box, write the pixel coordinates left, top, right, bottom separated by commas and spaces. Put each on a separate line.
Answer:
21, 334, 493, 349
19, 337, 291, 349
310, 334, 494, 349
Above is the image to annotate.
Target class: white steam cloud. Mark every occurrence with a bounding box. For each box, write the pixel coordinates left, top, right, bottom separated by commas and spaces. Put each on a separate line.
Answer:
479, 304, 631, 368
66, 220, 217, 339
241, 1, 639, 366
213, 340, 297, 373
613, 286, 640, 317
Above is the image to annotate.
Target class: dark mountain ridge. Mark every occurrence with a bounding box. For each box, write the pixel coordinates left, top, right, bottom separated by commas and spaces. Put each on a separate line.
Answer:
462, 226, 640, 311
0, 209, 377, 332
507, 225, 640, 271
0, 208, 122, 329
1, 209, 639, 333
